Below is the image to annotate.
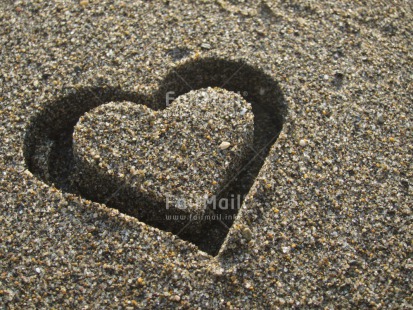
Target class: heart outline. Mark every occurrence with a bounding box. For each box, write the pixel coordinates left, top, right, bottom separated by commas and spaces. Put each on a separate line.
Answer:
23, 57, 286, 255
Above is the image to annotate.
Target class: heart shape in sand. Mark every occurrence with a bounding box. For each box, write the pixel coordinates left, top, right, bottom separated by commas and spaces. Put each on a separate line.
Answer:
72, 87, 254, 228
25, 57, 286, 255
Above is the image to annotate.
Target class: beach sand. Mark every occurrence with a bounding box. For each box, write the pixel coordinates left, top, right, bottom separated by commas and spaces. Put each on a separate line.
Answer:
0, 0, 412, 308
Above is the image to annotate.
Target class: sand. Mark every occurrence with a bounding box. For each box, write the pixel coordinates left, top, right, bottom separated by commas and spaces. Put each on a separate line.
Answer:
0, 0, 412, 308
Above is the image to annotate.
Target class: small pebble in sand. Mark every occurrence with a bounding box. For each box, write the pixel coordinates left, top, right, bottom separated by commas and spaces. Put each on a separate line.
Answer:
219, 141, 231, 150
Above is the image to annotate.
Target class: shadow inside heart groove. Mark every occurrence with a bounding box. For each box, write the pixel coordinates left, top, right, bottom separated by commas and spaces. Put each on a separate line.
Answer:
24, 57, 286, 256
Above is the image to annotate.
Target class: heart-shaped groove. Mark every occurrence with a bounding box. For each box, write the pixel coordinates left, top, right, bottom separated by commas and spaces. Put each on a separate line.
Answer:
24, 57, 286, 256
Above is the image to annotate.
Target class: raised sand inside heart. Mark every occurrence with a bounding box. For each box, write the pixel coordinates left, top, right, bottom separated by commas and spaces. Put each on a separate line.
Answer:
72, 87, 254, 226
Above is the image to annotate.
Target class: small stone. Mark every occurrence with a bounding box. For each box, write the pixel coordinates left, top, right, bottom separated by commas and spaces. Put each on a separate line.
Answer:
282, 246, 290, 253
299, 139, 307, 147
129, 166, 137, 175
171, 295, 181, 302
201, 43, 212, 50
213, 267, 224, 276
219, 141, 231, 150
241, 227, 253, 241
377, 114, 384, 124
244, 281, 254, 290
